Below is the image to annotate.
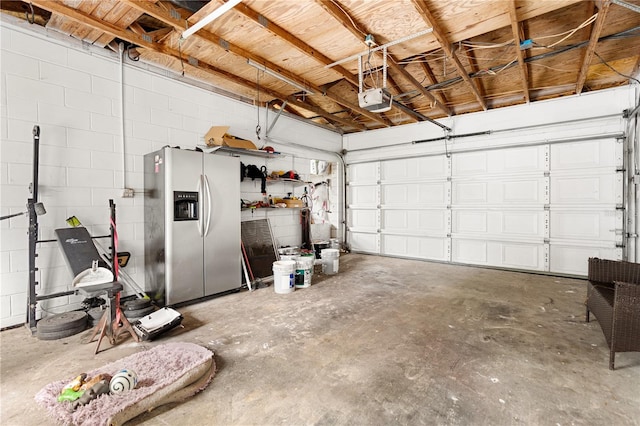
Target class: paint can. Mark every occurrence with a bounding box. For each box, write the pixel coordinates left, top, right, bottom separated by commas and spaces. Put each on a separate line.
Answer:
321, 248, 340, 275
295, 255, 314, 288
272, 260, 296, 294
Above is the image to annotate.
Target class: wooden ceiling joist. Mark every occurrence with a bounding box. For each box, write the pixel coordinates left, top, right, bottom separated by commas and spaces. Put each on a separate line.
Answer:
28, 0, 367, 132
234, 3, 358, 88
122, 0, 391, 128
508, 0, 531, 103
316, 0, 451, 118
411, 0, 487, 111
575, 0, 612, 94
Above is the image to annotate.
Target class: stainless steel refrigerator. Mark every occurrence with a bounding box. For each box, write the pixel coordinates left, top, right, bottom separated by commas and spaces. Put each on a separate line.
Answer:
144, 147, 240, 306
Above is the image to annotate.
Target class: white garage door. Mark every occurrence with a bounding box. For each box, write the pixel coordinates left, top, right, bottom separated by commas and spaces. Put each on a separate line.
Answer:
347, 138, 623, 276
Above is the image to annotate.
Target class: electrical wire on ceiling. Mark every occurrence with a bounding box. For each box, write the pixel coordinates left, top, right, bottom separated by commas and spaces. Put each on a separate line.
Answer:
413, 25, 640, 93
594, 51, 640, 85
363, 45, 380, 89
460, 39, 515, 51
534, 13, 598, 48
330, 0, 367, 36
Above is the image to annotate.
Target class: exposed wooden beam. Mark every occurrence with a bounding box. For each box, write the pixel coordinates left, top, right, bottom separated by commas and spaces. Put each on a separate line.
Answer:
508, 0, 530, 103
234, 3, 358, 88
411, 0, 487, 111
122, 0, 392, 127
575, 0, 611, 94
315, 0, 451, 117
31, 0, 157, 49
29, 0, 367, 131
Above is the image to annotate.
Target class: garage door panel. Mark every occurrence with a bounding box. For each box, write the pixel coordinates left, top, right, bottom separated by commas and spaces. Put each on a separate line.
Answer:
350, 232, 380, 254
348, 163, 379, 183
348, 185, 378, 207
382, 182, 448, 206
453, 178, 546, 206
349, 209, 379, 232
382, 209, 448, 234
381, 156, 448, 181
452, 239, 545, 270
551, 174, 620, 205
500, 244, 545, 270
550, 210, 621, 241
382, 234, 448, 260
452, 210, 544, 238
454, 146, 546, 176
549, 245, 622, 275
550, 139, 618, 170
452, 239, 488, 263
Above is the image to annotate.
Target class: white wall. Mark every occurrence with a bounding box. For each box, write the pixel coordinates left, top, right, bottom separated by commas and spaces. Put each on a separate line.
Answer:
0, 17, 341, 328
344, 86, 636, 161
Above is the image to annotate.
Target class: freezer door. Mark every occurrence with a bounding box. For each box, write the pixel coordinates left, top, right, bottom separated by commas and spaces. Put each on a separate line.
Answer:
165, 148, 205, 305
203, 154, 241, 295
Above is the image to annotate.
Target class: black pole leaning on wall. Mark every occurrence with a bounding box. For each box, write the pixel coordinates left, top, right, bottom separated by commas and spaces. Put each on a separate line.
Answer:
26, 125, 40, 333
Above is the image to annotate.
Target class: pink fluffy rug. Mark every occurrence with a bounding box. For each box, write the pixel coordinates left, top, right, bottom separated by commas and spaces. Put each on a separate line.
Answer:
35, 342, 215, 426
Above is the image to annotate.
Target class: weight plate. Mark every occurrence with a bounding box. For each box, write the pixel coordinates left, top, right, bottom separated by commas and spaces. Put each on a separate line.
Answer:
124, 299, 152, 311
37, 311, 88, 333
37, 323, 87, 341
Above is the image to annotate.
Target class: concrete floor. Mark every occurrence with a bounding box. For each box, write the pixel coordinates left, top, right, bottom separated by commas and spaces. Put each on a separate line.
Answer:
1, 253, 639, 425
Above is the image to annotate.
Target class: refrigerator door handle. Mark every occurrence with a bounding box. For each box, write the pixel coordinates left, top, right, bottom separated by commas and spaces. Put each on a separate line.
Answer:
197, 175, 204, 237
204, 174, 212, 237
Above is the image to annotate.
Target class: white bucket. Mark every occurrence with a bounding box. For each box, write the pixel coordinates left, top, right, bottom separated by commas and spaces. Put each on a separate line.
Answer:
272, 260, 296, 294
295, 256, 315, 288
321, 248, 340, 275
279, 255, 298, 262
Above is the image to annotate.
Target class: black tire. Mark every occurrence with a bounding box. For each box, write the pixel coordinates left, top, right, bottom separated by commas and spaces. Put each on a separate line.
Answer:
124, 299, 152, 311
37, 323, 87, 340
37, 311, 88, 333
124, 305, 155, 319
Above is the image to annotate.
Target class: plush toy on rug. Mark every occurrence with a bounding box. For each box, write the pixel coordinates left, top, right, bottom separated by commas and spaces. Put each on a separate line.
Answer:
70, 380, 110, 412
35, 342, 215, 426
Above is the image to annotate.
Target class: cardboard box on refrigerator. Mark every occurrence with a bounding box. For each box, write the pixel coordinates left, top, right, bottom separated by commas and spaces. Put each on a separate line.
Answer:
204, 126, 257, 150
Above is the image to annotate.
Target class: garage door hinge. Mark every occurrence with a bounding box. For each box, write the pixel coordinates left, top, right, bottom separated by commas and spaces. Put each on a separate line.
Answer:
544, 204, 550, 210
616, 243, 625, 248
616, 204, 625, 210
543, 238, 550, 243
616, 167, 626, 172
543, 171, 550, 177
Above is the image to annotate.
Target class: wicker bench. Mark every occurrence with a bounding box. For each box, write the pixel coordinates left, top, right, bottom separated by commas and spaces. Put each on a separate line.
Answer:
586, 257, 640, 369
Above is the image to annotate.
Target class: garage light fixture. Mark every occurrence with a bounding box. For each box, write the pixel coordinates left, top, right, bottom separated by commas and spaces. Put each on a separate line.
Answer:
181, 0, 243, 40
247, 59, 315, 95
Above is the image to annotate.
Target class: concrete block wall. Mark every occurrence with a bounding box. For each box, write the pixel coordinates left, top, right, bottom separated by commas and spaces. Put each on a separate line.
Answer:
0, 18, 341, 328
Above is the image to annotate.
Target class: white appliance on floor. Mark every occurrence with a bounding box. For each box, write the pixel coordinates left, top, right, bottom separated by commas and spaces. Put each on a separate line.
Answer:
144, 147, 240, 306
